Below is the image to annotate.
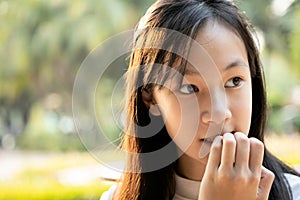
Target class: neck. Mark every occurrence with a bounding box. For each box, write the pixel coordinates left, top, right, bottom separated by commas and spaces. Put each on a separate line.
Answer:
176, 154, 207, 181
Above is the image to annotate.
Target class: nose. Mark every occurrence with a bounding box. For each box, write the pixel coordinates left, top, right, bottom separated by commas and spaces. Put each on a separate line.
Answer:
200, 90, 232, 124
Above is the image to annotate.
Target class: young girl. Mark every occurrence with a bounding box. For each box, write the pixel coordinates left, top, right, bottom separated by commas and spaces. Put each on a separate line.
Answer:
101, 0, 300, 199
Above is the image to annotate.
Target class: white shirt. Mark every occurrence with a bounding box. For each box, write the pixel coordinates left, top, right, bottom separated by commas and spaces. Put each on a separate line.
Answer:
173, 173, 200, 200
284, 173, 300, 200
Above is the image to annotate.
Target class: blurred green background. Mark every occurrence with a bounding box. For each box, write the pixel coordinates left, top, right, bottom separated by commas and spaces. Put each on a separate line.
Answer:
0, 0, 300, 199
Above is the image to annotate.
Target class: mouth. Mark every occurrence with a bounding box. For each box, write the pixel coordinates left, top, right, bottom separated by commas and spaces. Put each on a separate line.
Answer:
200, 137, 215, 144
200, 131, 236, 144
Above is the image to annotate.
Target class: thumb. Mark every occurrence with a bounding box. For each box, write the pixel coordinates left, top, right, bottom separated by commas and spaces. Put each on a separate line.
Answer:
257, 166, 275, 200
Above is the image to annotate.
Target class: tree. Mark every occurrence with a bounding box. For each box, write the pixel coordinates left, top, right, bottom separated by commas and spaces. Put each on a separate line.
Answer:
0, 0, 156, 149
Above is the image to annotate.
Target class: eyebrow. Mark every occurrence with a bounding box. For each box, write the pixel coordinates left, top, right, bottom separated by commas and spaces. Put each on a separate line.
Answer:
185, 58, 249, 75
224, 59, 249, 71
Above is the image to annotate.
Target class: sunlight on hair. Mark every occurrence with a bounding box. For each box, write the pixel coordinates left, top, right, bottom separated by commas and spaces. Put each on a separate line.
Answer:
251, 28, 265, 53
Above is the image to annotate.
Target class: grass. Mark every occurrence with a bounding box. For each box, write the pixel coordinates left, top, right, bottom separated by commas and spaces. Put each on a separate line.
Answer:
0, 181, 112, 200
0, 151, 114, 200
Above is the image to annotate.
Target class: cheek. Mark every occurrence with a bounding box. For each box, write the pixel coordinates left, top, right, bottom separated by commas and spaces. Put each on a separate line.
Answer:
159, 97, 182, 139
159, 97, 200, 150
161, 102, 181, 139
230, 86, 252, 134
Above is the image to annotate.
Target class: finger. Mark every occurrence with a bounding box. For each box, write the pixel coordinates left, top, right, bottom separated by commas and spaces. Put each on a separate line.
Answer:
257, 166, 275, 200
220, 133, 236, 169
249, 137, 264, 174
205, 136, 222, 173
234, 132, 250, 169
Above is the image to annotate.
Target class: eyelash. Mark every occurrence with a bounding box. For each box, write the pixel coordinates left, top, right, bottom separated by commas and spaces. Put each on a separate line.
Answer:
178, 84, 199, 94
178, 76, 244, 95
225, 77, 243, 88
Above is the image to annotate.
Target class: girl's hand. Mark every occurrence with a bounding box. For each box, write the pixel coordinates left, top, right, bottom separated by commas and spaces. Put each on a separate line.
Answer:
198, 132, 274, 200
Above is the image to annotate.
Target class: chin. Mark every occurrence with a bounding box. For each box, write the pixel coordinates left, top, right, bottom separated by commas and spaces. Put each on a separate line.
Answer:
183, 147, 210, 164
197, 152, 209, 164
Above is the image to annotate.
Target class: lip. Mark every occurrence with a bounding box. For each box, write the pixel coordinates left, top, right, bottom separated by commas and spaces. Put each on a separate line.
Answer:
200, 131, 236, 143
201, 137, 215, 144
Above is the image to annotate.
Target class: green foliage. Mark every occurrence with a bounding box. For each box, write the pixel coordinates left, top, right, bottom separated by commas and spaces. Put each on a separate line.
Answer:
15, 104, 86, 151
1, 0, 300, 150
267, 106, 284, 134
16, 130, 85, 152
294, 116, 300, 131
236, 0, 300, 134
264, 52, 297, 106
0, 0, 154, 149
290, 4, 300, 81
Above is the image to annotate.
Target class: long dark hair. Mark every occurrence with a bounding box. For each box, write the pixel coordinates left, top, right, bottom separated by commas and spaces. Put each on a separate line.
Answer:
117, 0, 300, 199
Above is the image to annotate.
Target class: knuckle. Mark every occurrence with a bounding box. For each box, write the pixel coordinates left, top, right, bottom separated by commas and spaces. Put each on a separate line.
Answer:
218, 171, 234, 182
271, 171, 275, 179
249, 137, 264, 150
223, 137, 236, 147
219, 168, 261, 185
249, 173, 260, 185
237, 135, 249, 145
266, 170, 275, 180
232, 175, 249, 187
233, 175, 246, 184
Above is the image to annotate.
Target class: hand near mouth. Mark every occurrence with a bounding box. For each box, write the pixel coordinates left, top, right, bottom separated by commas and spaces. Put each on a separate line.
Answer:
200, 131, 235, 145
198, 132, 274, 200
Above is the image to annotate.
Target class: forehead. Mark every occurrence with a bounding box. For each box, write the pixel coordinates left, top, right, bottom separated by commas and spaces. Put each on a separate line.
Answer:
186, 21, 249, 74
195, 20, 246, 51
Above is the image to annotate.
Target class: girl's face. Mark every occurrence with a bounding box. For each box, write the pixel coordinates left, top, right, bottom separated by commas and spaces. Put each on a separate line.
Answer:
149, 22, 252, 162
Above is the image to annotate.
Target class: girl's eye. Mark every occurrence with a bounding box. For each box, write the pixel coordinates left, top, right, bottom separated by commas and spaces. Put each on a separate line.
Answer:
178, 84, 199, 94
225, 77, 243, 88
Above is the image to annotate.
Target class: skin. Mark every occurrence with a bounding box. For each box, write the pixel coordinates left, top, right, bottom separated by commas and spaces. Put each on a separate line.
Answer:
143, 21, 274, 199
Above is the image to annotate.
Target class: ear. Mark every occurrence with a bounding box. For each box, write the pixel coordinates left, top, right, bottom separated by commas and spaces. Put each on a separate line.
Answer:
141, 88, 161, 116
